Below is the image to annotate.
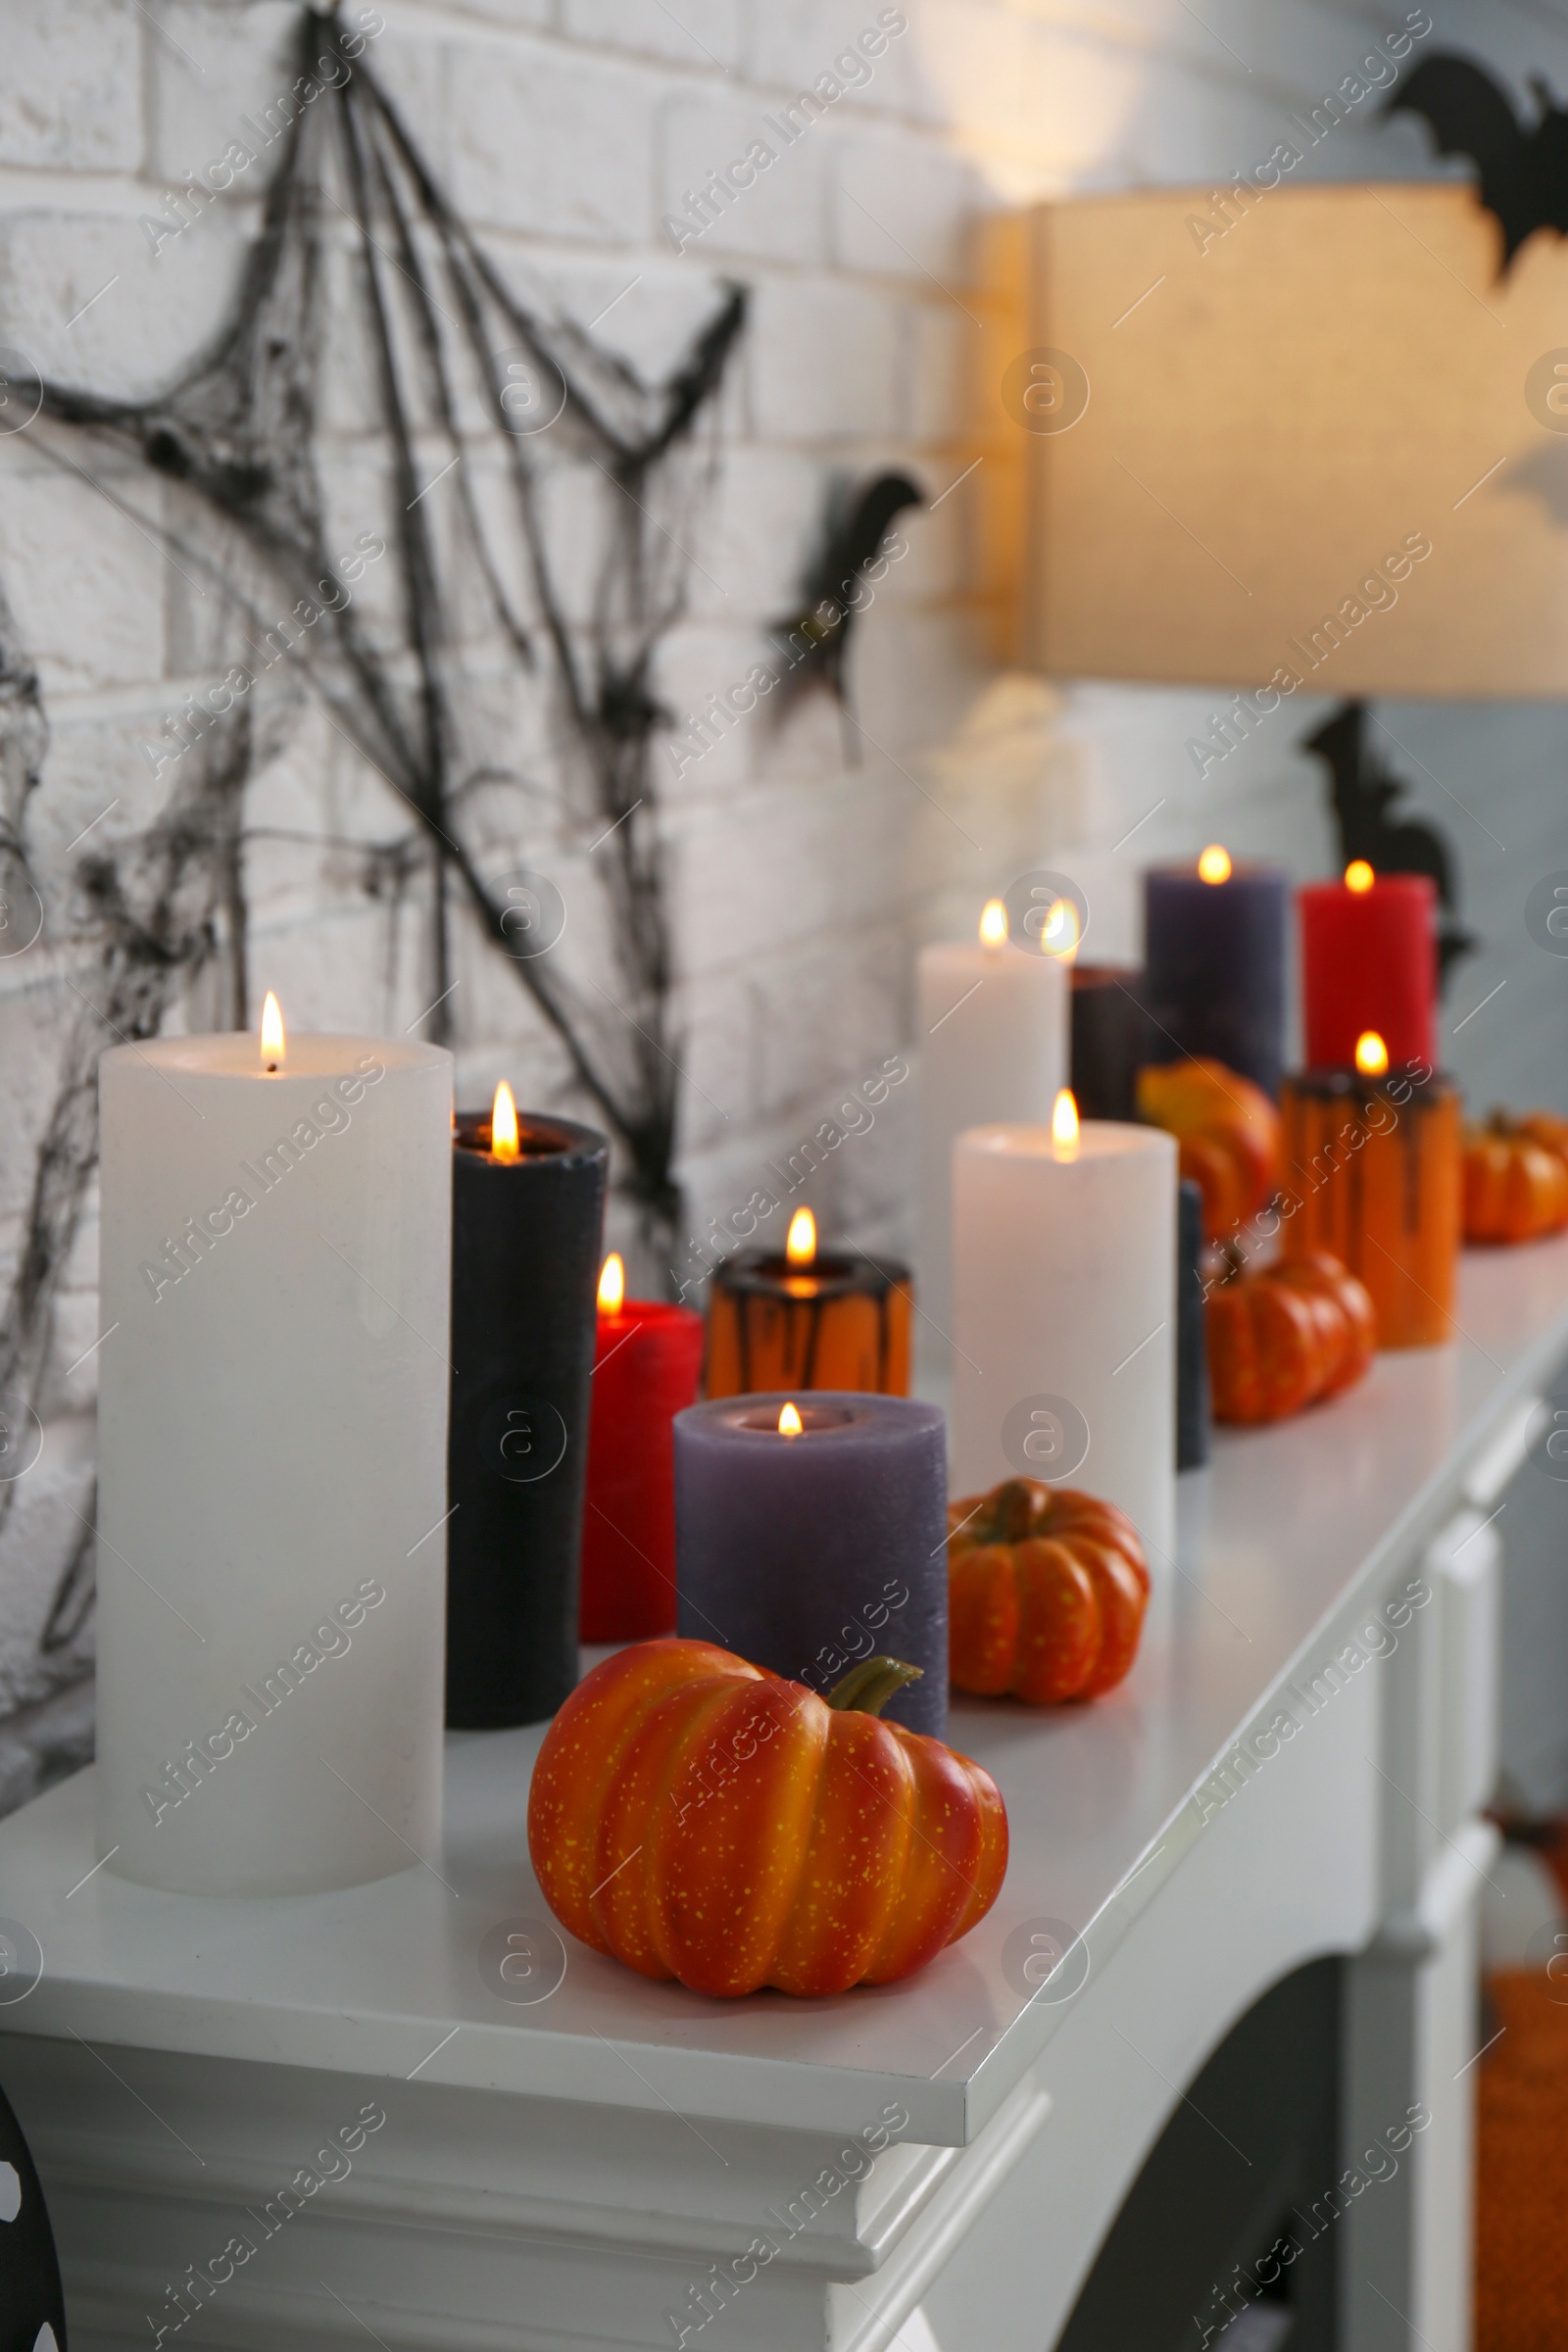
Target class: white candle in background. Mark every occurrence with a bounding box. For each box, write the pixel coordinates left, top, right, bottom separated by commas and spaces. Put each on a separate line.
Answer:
952, 1094, 1177, 1562
917, 899, 1068, 1364
95, 1003, 453, 1895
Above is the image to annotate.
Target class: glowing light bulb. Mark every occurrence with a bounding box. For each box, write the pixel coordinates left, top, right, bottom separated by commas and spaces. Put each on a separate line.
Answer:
979, 899, 1008, 950
786, 1206, 816, 1268
1197, 844, 1232, 885
1039, 897, 1081, 962
1345, 859, 1375, 894
598, 1252, 624, 1315
490, 1080, 519, 1162
1052, 1087, 1080, 1158
1355, 1030, 1389, 1078
778, 1400, 803, 1436
260, 991, 285, 1071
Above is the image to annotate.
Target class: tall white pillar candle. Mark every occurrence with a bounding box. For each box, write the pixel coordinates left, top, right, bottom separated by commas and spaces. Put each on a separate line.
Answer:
95, 1017, 453, 1895
917, 903, 1067, 1362
952, 1108, 1177, 1563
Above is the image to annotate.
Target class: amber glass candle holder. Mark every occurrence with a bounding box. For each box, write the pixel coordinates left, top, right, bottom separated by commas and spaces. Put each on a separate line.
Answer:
1278, 1063, 1460, 1349
705, 1218, 912, 1399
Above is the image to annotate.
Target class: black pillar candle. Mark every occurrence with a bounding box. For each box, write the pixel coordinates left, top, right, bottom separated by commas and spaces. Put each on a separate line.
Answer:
1176, 1177, 1211, 1472
1143, 858, 1289, 1099
447, 1100, 608, 1728
1070, 963, 1155, 1121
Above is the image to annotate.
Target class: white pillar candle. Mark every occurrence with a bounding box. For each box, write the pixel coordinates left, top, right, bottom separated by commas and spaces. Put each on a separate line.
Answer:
95, 1008, 453, 1896
917, 901, 1068, 1362
952, 1101, 1177, 1562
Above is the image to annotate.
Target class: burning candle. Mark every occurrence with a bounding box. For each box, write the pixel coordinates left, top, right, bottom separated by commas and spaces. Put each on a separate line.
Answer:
579, 1252, 705, 1642
447, 1087, 608, 1727
1279, 1047, 1460, 1348
916, 898, 1069, 1362
952, 1091, 1178, 1559
704, 1208, 912, 1397
674, 1391, 949, 1737
95, 999, 453, 1894
1298, 862, 1438, 1073
1143, 848, 1288, 1098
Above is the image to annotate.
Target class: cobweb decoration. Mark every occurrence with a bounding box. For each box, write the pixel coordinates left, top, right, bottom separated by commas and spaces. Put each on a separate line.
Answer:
0, 5, 747, 1649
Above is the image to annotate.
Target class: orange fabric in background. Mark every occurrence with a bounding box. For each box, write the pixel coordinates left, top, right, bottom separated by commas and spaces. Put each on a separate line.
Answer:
1476, 1971, 1568, 2352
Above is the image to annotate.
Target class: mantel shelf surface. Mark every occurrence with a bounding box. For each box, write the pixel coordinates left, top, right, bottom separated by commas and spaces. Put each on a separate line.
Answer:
3, 1241, 1567, 2148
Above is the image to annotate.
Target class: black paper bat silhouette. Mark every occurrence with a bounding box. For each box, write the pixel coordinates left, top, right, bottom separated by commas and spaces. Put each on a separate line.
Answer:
1303, 702, 1477, 988
1386, 53, 1568, 267
771, 470, 924, 714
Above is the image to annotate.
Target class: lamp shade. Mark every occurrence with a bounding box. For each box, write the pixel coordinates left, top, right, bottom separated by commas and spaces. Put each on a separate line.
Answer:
980, 185, 1568, 694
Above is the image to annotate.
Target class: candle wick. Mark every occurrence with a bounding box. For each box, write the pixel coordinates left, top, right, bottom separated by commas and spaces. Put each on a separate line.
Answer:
265, 1060, 278, 1074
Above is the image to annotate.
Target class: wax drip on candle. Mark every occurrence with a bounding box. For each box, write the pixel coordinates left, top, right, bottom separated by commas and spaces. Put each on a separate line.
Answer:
1052, 1087, 1081, 1160
260, 991, 284, 1073
491, 1080, 520, 1162
978, 898, 1008, 951
1345, 859, 1375, 894
778, 1400, 804, 1436
786, 1206, 816, 1268
1197, 844, 1232, 885
598, 1251, 624, 1314
1355, 1029, 1390, 1077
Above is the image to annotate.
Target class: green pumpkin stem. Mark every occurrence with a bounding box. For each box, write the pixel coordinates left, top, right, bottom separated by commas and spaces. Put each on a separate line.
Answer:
824, 1656, 924, 1717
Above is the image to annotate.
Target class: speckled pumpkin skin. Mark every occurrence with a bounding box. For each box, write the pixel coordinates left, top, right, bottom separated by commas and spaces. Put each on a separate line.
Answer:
527, 1640, 1007, 1998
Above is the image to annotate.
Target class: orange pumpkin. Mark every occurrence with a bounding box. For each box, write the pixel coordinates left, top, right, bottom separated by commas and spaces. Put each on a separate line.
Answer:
1463, 1116, 1568, 1245
1137, 1058, 1282, 1243
947, 1479, 1150, 1704
1207, 1248, 1376, 1425
527, 1641, 1006, 1998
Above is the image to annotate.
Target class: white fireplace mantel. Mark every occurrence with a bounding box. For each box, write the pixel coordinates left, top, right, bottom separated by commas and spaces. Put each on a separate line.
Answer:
3, 1239, 1566, 2352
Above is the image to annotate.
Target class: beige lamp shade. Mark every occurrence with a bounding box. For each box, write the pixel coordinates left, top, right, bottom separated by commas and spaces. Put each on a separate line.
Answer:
978, 184, 1568, 695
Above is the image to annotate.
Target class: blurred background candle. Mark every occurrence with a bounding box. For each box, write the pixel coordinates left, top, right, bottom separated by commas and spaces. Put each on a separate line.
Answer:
580, 1252, 704, 1642
1280, 1044, 1460, 1348
96, 1003, 452, 1895
705, 1207, 911, 1397
952, 1092, 1177, 1560
1298, 862, 1438, 1073
1070, 962, 1155, 1120
674, 1391, 948, 1737
1176, 1177, 1211, 1472
1143, 848, 1288, 1099
917, 898, 1068, 1363
447, 1088, 607, 1727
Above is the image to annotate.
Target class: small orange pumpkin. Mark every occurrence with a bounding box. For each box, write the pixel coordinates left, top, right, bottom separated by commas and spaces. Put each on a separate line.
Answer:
1206, 1247, 1376, 1425
1137, 1058, 1282, 1243
528, 1641, 1006, 1997
1463, 1116, 1568, 1245
947, 1479, 1150, 1704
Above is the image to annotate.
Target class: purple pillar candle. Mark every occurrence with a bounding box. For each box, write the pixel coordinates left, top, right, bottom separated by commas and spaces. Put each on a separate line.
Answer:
674, 1392, 948, 1739
1143, 854, 1289, 1098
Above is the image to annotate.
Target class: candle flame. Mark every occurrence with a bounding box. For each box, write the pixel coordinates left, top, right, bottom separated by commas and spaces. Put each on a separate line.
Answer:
1197, 844, 1232, 885
491, 1080, 520, 1161
1355, 1030, 1390, 1077
1345, 858, 1375, 893
1052, 1087, 1080, 1156
778, 1400, 803, 1436
786, 1206, 816, 1268
260, 991, 284, 1068
978, 898, 1008, 949
598, 1251, 624, 1314
1039, 896, 1080, 962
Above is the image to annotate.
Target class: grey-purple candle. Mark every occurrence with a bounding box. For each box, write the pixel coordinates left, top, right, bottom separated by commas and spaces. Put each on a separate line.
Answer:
673, 1392, 949, 1739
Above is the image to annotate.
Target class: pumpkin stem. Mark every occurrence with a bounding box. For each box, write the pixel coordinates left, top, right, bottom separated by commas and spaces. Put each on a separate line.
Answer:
824, 1656, 924, 1717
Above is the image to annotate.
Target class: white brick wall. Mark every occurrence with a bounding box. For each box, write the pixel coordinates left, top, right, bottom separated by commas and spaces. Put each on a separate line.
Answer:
0, 0, 1563, 1740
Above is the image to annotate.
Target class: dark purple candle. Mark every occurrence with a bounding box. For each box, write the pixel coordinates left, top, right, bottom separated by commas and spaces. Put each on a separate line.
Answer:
674, 1392, 948, 1739
1143, 852, 1288, 1098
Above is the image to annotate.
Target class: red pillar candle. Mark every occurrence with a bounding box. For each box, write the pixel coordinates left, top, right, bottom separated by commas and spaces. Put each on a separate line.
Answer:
1298, 863, 1437, 1072
580, 1254, 704, 1642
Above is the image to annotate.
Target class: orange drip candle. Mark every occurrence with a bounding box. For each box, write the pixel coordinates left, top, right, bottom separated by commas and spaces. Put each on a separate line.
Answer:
1278, 1065, 1460, 1348
704, 1240, 913, 1398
